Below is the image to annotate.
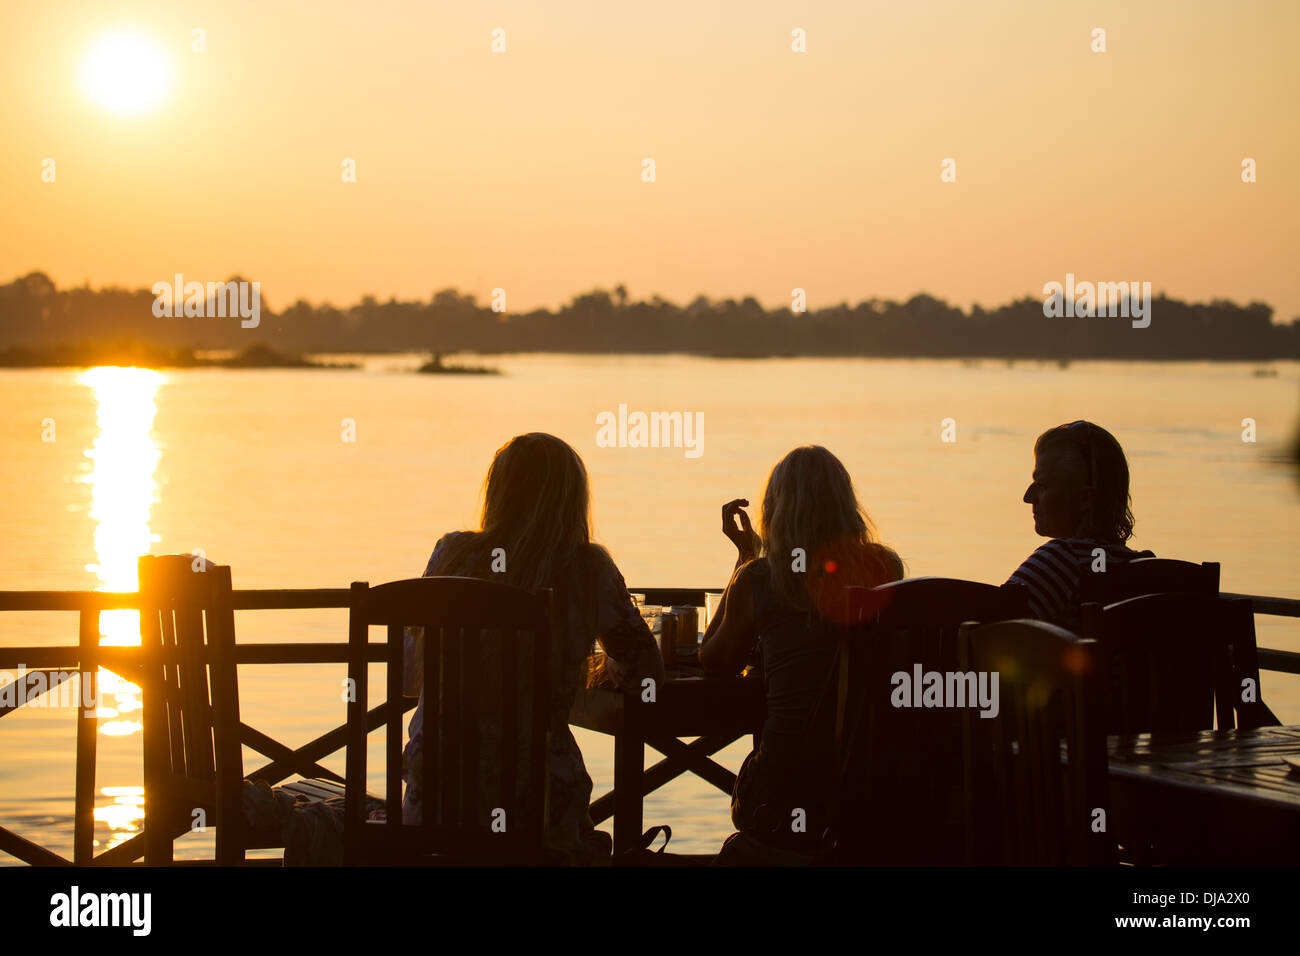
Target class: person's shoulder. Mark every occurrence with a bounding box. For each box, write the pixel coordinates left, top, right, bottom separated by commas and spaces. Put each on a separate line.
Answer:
578, 541, 616, 574
582, 541, 613, 562
424, 530, 475, 574
577, 542, 632, 592
1026, 538, 1090, 565
1009, 539, 1081, 581
437, 530, 475, 546
867, 543, 905, 583
734, 557, 771, 591
1035, 537, 1079, 555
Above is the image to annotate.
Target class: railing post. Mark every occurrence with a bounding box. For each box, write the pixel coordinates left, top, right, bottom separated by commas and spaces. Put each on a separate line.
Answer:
343, 581, 369, 864
73, 608, 98, 864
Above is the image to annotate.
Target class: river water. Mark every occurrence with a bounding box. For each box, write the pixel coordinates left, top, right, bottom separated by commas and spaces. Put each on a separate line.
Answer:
1, 354, 1297, 860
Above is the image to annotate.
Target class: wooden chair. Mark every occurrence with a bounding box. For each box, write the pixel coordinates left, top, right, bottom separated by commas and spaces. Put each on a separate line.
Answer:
1080, 592, 1279, 734
853, 577, 1031, 669
959, 619, 1112, 866
344, 576, 553, 865
1079, 557, 1219, 606
1082, 593, 1278, 863
822, 578, 1029, 864
139, 554, 245, 864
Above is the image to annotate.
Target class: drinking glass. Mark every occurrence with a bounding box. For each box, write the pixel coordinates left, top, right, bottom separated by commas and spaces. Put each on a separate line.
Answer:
704, 592, 722, 630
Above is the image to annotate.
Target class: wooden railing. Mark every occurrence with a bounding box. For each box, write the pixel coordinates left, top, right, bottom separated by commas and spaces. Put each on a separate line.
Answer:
0, 585, 1295, 866
1221, 593, 1300, 675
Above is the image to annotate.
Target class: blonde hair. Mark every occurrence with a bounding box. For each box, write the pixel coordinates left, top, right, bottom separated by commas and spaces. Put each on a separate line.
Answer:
758, 445, 899, 619
415, 433, 601, 710
435, 432, 593, 590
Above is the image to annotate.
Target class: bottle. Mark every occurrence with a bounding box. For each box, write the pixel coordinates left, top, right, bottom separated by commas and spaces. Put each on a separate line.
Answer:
659, 610, 679, 669
670, 606, 699, 660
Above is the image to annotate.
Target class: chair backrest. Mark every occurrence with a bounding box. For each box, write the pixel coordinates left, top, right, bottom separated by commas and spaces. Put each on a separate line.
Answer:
344, 576, 553, 863
1079, 557, 1219, 606
138, 554, 244, 864
825, 578, 1029, 863
959, 619, 1111, 866
1080, 592, 1259, 734
854, 577, 1031, 669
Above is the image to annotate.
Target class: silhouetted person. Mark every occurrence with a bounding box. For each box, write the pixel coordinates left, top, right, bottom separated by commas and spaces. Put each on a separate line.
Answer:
1007, 421, 1153, 628
402, 432, 662, 864
701, 445, 903, 864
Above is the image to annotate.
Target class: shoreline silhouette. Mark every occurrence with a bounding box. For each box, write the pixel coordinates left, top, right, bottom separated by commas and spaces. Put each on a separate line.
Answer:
2, 273, 1297, 363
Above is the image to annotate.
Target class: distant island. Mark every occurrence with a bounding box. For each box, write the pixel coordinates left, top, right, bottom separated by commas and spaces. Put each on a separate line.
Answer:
0, 341, 358, 370
416, 353, 500, 375
2, 272, 1298, 361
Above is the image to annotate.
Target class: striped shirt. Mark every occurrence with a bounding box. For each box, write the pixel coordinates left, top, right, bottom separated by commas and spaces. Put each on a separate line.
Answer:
1007, 538, 1155, 629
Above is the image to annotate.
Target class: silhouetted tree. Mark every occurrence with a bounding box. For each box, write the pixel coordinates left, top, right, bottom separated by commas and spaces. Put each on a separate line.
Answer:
1, 273, 1296, 361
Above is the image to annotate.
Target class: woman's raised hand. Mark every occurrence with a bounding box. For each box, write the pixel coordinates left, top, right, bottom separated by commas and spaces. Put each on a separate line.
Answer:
722, 498, 760, 563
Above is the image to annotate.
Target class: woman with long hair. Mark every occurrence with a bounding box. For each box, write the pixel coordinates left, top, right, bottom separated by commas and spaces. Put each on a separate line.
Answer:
700, 445, 903, 862
402, 433, 663, 864
1007, 420, 1153, 627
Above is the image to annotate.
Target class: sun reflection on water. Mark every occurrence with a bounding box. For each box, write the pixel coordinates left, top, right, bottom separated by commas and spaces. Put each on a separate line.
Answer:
92, 786, 146, 850
81, 366, 163, 652
78, 367, 163, 848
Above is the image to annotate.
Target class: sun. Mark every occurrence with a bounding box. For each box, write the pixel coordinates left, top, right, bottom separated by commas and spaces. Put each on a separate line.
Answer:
82, 31, 173, 116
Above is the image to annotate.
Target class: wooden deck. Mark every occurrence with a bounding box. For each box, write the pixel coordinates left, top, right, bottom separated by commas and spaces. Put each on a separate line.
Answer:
0, 585, 1297, 865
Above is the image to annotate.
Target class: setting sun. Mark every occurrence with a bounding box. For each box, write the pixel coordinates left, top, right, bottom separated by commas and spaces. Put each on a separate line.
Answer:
81, 30, 172, 116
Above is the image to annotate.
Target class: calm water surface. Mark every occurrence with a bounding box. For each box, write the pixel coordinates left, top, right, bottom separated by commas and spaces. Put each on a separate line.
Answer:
1, 355, 1298, 860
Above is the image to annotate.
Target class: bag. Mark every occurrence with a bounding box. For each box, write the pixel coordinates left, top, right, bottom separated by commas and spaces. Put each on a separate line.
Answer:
616, 825, 677, 865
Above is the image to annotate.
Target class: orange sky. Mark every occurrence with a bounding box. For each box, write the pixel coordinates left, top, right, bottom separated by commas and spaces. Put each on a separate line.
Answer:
3, 0, 1298, 319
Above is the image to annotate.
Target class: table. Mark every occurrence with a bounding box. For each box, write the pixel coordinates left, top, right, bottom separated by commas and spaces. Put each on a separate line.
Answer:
1107, 725, 1300, 864
571, 680, 1300, 862
569, 671, 764, 853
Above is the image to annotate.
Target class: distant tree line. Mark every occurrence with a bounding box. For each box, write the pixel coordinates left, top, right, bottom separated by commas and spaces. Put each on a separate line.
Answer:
2, 272, 1297, 360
